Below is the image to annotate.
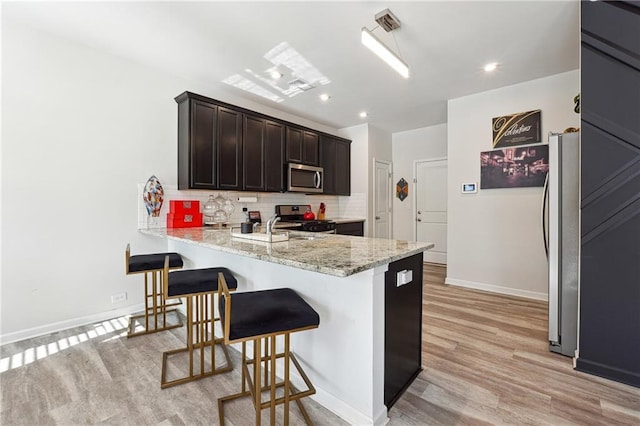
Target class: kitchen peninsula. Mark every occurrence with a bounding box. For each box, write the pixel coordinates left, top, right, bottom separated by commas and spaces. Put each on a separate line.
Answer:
141, 227, 433, 425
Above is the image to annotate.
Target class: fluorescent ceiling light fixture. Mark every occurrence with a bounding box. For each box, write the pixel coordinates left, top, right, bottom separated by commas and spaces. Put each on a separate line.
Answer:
320, 93, 330, 102
361, 27, 409, 78
359, 111, 368, 118
484, 62, 498, 72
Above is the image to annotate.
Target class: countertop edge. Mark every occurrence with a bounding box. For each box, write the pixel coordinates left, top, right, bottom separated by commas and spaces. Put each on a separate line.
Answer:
140, 229, 433, 278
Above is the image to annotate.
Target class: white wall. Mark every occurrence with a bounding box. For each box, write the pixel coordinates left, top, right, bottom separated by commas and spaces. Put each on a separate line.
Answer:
338, 124, 392, 237
0, 20, 340, 342
447, 70, 580, 299
368, 126, 392, 238
391, 124, 448, 241
339, 124, 370, 234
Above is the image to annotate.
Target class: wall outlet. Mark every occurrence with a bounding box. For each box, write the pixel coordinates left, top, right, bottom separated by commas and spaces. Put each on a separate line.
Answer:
111, 292, 127, 304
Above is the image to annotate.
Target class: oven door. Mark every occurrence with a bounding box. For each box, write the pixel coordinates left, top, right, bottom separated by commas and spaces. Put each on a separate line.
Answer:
288, 164, 323, 193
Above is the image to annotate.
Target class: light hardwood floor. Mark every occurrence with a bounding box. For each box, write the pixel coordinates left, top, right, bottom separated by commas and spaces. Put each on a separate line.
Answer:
388, 263, 640, 425
1, 264, 639, 425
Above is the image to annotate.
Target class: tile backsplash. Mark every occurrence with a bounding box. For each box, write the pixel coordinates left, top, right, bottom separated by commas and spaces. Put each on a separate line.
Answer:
138, 185, 366, 229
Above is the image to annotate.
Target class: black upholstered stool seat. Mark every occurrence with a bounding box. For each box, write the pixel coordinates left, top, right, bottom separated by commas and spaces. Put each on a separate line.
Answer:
128, 252, 183, 273
220, 288, 319, 342
160, 261, 237, 389
217, 274, 320, 425
124, 244, 184, 338
168, 267, 237, 298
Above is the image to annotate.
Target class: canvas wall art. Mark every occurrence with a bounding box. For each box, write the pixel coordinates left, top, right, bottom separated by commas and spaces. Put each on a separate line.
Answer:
480, 145, 549, 189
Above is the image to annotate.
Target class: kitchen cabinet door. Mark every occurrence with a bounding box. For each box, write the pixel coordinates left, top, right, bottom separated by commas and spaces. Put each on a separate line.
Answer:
217, 106, 243, 190
321, 135, 351, 196
302, 131, 319, 166
335, 221, 363, 236
265, 120, 285, 192
287, 127, 319, 166
177, 97, 217, 189
320, 136, 337, 194
335, 139, 351, 196
243, 114, 265, 191
286, 127, 303, 163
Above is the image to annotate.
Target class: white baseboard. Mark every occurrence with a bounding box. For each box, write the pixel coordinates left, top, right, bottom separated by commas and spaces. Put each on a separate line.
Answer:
310, 386, 381, 426
0, 303, 145, 345
424, 251, 447, 264
444, 277, 548, 301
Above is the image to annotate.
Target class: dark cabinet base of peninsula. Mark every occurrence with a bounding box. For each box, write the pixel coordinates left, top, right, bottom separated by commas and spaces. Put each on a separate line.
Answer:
384, 252, 423, 408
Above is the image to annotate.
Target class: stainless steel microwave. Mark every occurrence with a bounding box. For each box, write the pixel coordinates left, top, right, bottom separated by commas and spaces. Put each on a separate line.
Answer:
287, 163, 323, 193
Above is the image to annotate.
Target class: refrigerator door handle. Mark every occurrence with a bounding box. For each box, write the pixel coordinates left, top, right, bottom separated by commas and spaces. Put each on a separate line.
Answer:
548, 134, 561, 344
542, 173, 549, 260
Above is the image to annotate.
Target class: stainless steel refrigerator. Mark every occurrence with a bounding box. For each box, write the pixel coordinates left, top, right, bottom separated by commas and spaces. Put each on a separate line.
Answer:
542, 132, 580, 357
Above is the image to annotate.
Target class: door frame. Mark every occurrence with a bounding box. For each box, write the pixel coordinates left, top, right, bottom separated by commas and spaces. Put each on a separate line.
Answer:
373, 158, 393, 239
413, 157, 447, 243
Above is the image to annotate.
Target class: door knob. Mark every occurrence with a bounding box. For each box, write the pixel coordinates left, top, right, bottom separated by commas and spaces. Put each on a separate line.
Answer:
375, 216, 381, 220
417, 211, 422, 214
417, 218, 422, 222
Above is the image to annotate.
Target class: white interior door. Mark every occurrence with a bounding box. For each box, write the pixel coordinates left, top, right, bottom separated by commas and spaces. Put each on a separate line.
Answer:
415, 159, 447, 264
374, 160, 392, 239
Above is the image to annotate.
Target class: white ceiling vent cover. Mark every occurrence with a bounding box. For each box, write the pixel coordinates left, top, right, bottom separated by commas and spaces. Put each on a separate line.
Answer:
288, 78, 314, 91
375, 9, 401, 32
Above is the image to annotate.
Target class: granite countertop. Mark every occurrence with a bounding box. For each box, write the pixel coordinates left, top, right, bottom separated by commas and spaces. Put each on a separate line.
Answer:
141, 227, 433, 277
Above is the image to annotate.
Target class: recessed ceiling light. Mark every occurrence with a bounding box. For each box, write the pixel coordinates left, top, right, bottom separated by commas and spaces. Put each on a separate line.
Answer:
270, 70, 283, 79
484, 62, 498, 72
359, 111, 368, 118
320, 93, 330, 102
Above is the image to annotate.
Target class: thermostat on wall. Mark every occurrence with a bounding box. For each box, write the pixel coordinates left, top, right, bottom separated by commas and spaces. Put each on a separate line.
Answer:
461, 183, 477, 193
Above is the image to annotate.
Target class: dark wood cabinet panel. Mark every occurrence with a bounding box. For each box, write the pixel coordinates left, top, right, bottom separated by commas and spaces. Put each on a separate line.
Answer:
265, 120, 285, 192
320, 135, 351, 196
577, 0, 640, 388
287, 127, 319, 166
243, 116, 285, 192
286, 127, 303, 163
385, 252, 423, 408
217, 107, 243, 190
177, 97, 217, 189
243, 115, 265, 191
335, 221, 364, 236
335, 139, 351, 196
303, 131, 319, 166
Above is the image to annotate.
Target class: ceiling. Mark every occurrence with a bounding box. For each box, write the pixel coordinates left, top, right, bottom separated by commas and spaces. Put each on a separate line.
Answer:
3, 1, 580, 133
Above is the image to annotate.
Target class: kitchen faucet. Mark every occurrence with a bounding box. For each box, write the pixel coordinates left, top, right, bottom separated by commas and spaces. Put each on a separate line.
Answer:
265, 214, 281, 238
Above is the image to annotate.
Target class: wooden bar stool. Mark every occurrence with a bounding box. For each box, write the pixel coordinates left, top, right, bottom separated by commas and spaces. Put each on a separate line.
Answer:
217, 273, 320, 426
160, 257, 237, 388
125, 244, 184, 337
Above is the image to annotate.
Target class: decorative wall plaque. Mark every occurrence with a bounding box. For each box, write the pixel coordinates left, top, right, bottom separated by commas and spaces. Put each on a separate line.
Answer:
396, 178, 408, 201
492, 109, 541, 148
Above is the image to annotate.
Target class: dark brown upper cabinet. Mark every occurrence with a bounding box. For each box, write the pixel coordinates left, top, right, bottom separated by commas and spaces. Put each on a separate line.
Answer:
287, 127, 319, 166
264, 120, 286, 192
177, 96, 217, 189
176, 91, 348, 193
321, 135, 351, 196
217, 106, 243, 190
243, 115, 285, 192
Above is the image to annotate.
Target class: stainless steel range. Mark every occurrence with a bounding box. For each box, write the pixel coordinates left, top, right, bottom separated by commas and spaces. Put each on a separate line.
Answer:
275, 204, 336, 233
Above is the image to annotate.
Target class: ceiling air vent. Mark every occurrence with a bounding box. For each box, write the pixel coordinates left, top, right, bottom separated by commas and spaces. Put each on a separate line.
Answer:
288, 78, 314, 91
375, 9, 401, 32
